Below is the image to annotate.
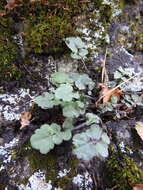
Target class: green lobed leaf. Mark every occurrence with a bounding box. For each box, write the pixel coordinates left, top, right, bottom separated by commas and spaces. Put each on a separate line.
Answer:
78, 48, 88, 57
63, 118, 74, 129
55, 84, 76, 101
63, 102, 85, 118
86, 125, 103, 140
72, 125, 110, 161
71, 53, 82, 60
61, 129, 72, 141
101, 132, 110, 144
51, 72, 72, 84
64, 37, 78, 53
30, 123, 71, 154
75, 74, 94, 90
64, 37, 86, 52
94, 141, 109, 157
86, 113, 101, 125
34, 92, 55, 109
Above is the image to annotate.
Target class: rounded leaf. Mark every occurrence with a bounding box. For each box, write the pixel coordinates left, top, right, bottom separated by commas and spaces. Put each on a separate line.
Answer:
94, 142, 109, 157
63, 118, 74, 129
30, 124, 62, 154
72, 125, 109, 161
34, 92, 55, 109
51, 72, 72, 84
101, 132, 110, 144
55, 84, 74, 101
62, 129, 72, 141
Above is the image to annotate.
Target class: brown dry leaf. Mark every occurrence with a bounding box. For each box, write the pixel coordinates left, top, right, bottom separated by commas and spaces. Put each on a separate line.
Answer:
132, 184, 143, 190
135, 122, 143, 141
99, 84, 122, 103
5, 0, 23, 10
20, 111, 32, 130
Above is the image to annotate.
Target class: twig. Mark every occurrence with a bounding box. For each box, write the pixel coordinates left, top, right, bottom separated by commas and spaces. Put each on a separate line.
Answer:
101, 48, 108, 84
83, 95, 95, 100
72, 122, 86, 131
107, 184, 119, 190
96, 73, 139, 105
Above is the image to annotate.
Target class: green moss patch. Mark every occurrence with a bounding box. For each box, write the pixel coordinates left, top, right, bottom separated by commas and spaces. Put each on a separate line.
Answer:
22, 144, 78, 189
0, 1, 21, 81
103, 149, 143, 190
8, 0, 89, 55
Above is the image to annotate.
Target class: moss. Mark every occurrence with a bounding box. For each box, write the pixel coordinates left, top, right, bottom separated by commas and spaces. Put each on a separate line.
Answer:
116, 1, 143, 53
22, 143, 78, 189
103, 148, 143, 190
0, 1, 22, 82
7, 0, 89, 55
0, 0, 90, 81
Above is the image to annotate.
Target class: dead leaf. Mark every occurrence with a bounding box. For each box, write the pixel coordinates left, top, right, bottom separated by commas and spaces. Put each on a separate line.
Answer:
135, 122, 143, 141
5, 0, 22, 10
132, 184, 143, 190
20, 112, 32, 130
99, 83, 122, 103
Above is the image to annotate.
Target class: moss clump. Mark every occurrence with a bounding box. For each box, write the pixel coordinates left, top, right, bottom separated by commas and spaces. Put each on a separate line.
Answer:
103, 149, 143, 190
6, 0, 89, 55
25, 145, 78, 189
0, 0, 89, 81
0, 1, 21, 81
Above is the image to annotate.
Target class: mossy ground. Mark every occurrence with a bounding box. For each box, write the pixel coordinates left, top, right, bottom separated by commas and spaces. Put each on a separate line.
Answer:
0, 0, 89, 82
7, 0, 89, 55
0, 0, 123, 82
103, 148, 143, 190
21, 143, 78, 189
0, 1, 21, 82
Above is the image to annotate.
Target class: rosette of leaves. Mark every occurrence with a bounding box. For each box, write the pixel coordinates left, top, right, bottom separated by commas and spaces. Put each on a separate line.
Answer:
85, 113, 101, 125
122, 94, 143, 108
114, 67, 143, 92
64, 37, 88, 59
62, 101, 85, 118
72, 124, 110, 161
98, 95, 119, 113
51, 72, 94, 90
114, 67, 135, 81
34, 72, 94, 117
54, 83, 80, 101
30, 123, 72, 154
34, 92, 59, 109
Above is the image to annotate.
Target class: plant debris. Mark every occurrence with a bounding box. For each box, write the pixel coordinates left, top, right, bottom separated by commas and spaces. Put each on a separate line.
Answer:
135, 122, 143, 141
20, 111, 32, 130
98, 83, 122, 103
132, 184, 143, 190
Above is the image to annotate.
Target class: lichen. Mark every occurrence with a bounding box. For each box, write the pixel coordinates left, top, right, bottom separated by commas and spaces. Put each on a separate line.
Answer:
114, 1, 143, 53
103, 148, 143, 190
23, 144, 78, 189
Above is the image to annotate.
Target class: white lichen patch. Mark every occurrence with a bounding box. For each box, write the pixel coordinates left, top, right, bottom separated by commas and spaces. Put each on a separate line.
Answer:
57, 168, 71, 178
0, 165, 5, 171
0, 137, 19, 165
119, 141, 126, 153
102, 0, 112, 5
18, 170, 62, 190
102, 0, 122, 17
119, 141, 133, 154
0, 88, 35, 120
72, 171, 93, 190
